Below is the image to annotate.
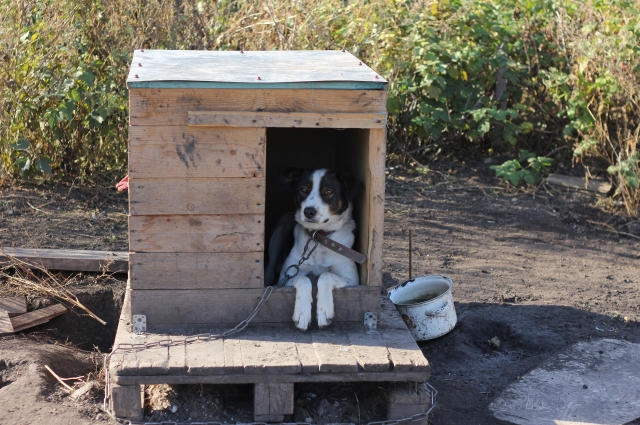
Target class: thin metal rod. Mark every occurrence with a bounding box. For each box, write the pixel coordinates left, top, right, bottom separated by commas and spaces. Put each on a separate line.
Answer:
409, 229, 413, 280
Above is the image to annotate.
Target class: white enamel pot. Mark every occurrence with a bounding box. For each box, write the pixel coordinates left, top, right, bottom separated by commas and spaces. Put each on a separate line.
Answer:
388, 275, 457, 341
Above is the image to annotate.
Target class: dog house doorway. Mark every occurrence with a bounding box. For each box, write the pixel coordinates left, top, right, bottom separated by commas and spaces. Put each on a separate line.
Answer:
264, 127, 382, 288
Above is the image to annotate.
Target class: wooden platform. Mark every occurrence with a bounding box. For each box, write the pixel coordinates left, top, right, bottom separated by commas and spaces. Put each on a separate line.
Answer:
108, 283, 429, 419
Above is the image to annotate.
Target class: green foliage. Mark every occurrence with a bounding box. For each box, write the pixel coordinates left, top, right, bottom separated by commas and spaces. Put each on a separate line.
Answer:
0, 0, 638, 213
490, 150, 553, 186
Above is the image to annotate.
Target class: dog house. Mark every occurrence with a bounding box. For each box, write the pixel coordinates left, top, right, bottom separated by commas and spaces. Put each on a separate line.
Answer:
108, 50, 431, 421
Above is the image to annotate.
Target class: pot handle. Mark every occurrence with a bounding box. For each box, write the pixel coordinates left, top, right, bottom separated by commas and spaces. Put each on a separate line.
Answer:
424, 301, 449, 316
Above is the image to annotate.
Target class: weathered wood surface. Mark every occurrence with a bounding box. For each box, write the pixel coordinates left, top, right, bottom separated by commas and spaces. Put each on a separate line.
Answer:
128, 126, 265, 178
127, 50, 386, 85
547, 173, 612, 194
0, 296, 27, 317
129, 89, 387, 126
129, 214, 264, 253
129, 285, 380, 326
254, 382, 294, 422
188, 111, 387, 129
110, 280, 429, 385
378, 297, 430, 373
110, 384, 143, 420
0, 247, 127, 272
129, 252, 264, 289
0, 310, 13, 336
129, 177, 265, 216
366, 128, 387, 287
10, 304, 67, 333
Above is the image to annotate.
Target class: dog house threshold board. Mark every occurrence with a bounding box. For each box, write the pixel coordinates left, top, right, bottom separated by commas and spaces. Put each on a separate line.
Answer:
109, 281, 429, 385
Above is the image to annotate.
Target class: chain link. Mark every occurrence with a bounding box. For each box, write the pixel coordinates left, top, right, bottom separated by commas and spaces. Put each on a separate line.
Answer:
281, 232, 319, 285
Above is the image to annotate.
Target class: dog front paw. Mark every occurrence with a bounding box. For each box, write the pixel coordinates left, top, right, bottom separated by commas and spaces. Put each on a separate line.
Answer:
293, 305, 312, 331
317, 309, 333, 328
316, 296, 334, 328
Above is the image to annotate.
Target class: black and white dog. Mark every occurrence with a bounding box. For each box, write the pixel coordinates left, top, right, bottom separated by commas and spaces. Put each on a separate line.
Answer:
265, 168, 363, 331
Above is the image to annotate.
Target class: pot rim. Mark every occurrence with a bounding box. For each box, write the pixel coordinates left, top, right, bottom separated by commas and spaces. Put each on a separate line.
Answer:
388, 274, 453, 307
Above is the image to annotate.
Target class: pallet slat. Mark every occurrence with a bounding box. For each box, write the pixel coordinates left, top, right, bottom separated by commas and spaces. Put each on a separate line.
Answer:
0, 296, 27, 317
129, 214, 264, 253
348, 330, 391, 373
187, 338, 225, 375
188, 111, 386, 129
128, 126, 265, 178
129, 252, 264, 290
241, 329, 301, 375
312, 328, 358, 373
130, 89, 387, 126
129, 286, 380, 327
10, 304, 67, 332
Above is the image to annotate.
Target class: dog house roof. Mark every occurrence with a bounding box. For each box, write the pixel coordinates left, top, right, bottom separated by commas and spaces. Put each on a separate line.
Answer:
126, 50, 387, 90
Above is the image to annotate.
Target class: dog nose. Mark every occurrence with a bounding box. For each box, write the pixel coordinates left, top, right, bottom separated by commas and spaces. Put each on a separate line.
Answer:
303, 207, 317, 219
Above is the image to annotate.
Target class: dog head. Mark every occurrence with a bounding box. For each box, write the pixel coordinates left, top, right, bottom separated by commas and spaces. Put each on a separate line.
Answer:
279, 168, 363, 230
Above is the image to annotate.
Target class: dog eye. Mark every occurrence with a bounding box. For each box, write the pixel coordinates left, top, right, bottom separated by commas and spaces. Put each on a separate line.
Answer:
324, 189, 333, 196
300, 187, 309, 194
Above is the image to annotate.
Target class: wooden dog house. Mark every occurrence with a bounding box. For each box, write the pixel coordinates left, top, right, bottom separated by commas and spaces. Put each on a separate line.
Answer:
109, 50, 430, 421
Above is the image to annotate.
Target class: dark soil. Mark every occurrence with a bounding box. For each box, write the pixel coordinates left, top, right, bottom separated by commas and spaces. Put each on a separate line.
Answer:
1, 160, 639, 424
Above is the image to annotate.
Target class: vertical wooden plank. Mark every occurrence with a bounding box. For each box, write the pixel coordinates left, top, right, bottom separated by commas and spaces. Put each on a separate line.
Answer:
347, 327, 391, 373
294, 332, 319, 374
110, 384, 144, 420
254, 383, 271, 415
224, 338, 244, 374
311, 328, 358, 373
186, 339, 225, 375
269, 383, 294, 415
367, 127, 386, 288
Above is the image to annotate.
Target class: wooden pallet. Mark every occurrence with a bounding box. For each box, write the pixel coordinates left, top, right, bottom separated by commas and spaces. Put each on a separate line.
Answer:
108, 283, 430, 421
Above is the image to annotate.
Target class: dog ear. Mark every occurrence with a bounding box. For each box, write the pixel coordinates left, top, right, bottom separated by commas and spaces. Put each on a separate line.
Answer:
278, 167, 305, 190
336, 171, 364, 201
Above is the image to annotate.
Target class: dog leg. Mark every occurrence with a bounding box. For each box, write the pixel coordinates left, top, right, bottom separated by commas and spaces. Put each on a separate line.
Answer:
291, 276, 313, 331
316, 273, 350, 328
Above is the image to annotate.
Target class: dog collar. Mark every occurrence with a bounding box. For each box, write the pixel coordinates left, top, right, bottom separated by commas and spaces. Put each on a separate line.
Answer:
305, 229, 367, 264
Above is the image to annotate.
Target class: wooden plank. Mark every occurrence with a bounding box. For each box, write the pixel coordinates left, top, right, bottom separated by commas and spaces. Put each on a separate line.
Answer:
269, 383, 294, 415
128, 126, 265, 179
547, 173, 612, 194
186, 339, 225, 375
294, 332, 319, 374
129, 214, 264, 253
135, 334, 169, 376
0, 310, 13, 336
10, 304, 67, 332
378, 297, 430, 374
0, 247, 127, 272
189, 111, 386, 129
129, 177, 265, 216
167, 339, 187, 375
0, 296, 27, 317
129, 89, 387, 126
366, 128, 387, 288
117, 371, 430, 385
129, 252, 264, 290
254, 383, 271, 415
127, 50, 386, 85
348, 328, 391, 373
129, 285, 380, 327
224, 338, 244, 374
110, 384, 143, 420
311, 327, 358, 373
240, 329, 300, 375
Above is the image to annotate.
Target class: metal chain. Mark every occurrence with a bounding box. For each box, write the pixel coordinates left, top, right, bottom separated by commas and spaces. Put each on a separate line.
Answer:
108, 382, 437, 425
281, 232, 319, 285
104, 235, 322, 421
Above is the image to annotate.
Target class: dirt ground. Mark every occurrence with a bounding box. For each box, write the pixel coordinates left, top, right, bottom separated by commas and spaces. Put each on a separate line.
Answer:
0, 160, 639, 425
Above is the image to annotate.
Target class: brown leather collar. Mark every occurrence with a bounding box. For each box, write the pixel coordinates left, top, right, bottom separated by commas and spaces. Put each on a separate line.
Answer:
305, 229, 366, 264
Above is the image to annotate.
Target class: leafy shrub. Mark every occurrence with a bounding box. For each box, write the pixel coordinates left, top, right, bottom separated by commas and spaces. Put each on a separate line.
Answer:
0, 0, 638, 214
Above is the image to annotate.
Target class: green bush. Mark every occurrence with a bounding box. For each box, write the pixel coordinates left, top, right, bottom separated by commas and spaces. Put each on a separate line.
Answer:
1, 0, 638, 213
